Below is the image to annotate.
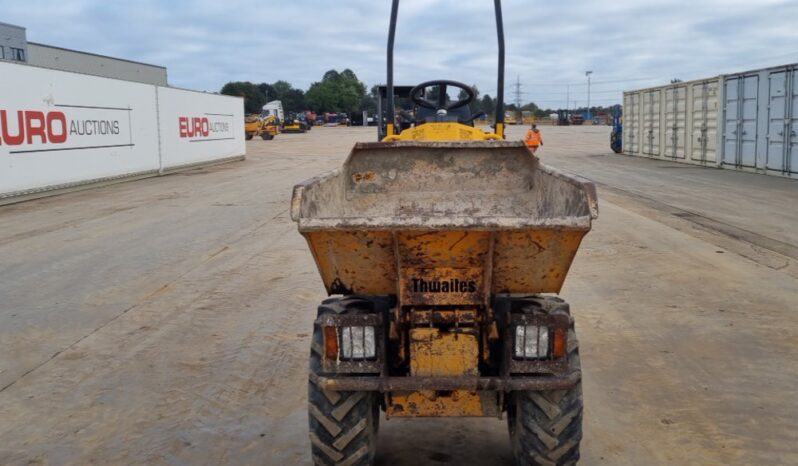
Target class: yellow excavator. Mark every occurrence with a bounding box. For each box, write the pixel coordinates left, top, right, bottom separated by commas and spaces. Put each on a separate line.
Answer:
292, 1, 598, 464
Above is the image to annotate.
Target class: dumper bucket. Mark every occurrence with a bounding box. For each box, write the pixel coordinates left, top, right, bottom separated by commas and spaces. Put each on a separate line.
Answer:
291, 141, 598, 302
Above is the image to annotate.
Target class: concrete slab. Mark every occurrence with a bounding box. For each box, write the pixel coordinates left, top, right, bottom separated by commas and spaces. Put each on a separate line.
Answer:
0, 126, 796, 465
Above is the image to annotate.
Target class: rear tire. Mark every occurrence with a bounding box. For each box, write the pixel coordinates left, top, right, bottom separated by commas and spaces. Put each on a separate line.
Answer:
611, 133, 622, 153
245, 133, 253, 140
508, 298, 583, 466
261, 133, 274, 140
308, 297, 379, 466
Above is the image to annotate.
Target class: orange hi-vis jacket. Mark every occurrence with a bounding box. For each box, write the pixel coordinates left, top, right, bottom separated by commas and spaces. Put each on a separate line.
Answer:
525, 129, 542, 147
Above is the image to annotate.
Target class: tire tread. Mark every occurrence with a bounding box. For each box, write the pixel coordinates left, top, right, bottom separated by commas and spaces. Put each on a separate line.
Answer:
308, 298, 378, 466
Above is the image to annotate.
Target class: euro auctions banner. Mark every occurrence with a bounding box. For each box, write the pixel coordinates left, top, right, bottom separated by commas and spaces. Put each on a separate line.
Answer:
0, 61, 244, 198
157, 86, 245, 169
0, 61, 160, 195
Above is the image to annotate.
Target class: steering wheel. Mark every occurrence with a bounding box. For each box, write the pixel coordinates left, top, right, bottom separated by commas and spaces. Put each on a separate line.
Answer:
410, 80, 475, 111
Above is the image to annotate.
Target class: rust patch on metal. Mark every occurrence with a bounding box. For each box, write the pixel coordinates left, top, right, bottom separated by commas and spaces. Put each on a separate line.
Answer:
351, 171, 377, 183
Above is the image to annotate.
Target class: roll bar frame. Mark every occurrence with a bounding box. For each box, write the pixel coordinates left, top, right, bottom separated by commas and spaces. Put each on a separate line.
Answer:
384, 0, 506, 138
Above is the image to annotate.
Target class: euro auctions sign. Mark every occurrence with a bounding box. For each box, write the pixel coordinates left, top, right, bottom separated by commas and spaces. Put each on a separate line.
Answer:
0, 61, 243, 197
0, 105, 133, 155
178, 114, 233, 142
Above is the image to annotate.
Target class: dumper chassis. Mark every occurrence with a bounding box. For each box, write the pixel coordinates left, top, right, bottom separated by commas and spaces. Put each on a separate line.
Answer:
292, 1, 597, 465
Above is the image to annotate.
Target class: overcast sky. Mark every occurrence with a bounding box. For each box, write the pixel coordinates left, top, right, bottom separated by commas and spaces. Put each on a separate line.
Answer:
4, 0, 798, 109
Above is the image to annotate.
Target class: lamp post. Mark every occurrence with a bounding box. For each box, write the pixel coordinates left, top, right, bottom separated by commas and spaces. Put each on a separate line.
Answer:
585, 71, 593, 121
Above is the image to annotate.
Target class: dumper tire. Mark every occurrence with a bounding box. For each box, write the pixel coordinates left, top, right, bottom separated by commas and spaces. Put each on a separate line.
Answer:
245, 133, 254, 140
508, 298, 583, 466
308, 297, 379, 466
261, 133, 274, 141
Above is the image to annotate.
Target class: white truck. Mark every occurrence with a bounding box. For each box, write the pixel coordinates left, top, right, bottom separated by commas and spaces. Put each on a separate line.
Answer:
261, 100, 284, 124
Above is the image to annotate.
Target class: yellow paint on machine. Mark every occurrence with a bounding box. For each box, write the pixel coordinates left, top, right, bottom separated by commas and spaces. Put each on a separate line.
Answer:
387, 390, 496, 417
302, 228, 587, 297
383, 122, 501, 142
384, 327, 496, 417
409, 328, 479, 377
305, 230, 396, 294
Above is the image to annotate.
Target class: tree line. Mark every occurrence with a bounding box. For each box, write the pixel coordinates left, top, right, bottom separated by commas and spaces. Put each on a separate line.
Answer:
221, 69, 619, 119
221, 69, 369, 115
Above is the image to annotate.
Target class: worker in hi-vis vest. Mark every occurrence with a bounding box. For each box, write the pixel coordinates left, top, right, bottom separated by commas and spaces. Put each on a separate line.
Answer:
524, 124, 543, 154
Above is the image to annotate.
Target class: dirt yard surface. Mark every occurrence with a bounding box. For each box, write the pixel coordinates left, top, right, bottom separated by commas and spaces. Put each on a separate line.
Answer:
1, 125, 796, 465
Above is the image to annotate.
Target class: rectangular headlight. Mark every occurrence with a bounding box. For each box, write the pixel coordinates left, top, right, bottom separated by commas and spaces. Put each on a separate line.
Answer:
514, 325, 550, 359
340, 326, 376, 360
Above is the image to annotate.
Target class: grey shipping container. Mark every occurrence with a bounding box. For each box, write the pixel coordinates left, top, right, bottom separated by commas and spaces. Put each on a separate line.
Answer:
722, 64, 798, 176
624, 62, 798, 179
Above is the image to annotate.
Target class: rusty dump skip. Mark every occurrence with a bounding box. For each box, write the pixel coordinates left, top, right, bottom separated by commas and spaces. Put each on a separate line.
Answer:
291, 141, 598, 298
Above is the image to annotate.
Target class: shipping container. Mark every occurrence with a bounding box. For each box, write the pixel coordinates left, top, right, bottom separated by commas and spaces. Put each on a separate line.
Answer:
663, 84, 686, 159
623, 77, 721, 166
624, 62, 798, 179
722, 64, 798, 176
689, 79, 720, 164
765, 67, 798, 175
622, 92, 641, 154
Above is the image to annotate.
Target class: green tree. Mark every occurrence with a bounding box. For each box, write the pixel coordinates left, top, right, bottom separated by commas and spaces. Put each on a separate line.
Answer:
257, 83, 275, 101
479, 94, 496, 116
457, 84, 479, 106
306, 69, 367, 113
220, 81, 266, 114
265, 80, 306, 113
361, 85, 385, 115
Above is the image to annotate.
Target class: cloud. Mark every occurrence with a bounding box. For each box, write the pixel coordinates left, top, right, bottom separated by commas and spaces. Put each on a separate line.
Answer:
3, 0, 797, 109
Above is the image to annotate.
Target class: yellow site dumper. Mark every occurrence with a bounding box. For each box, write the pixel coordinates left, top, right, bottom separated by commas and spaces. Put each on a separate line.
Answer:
291, 1, 598, 465
244, 114, 279, 140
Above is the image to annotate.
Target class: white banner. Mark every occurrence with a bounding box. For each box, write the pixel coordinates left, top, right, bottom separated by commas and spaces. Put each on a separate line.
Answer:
0, 61, 160, 194
0, 61, 245, 198
157, 86, 245, 169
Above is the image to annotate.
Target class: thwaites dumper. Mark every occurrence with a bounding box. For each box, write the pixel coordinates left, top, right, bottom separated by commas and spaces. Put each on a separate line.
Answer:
291, 1, 598, 465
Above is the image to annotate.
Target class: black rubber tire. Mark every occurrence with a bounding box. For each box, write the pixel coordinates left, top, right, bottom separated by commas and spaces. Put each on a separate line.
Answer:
308, 297, 379, 466
245, 133, 253, 140
261, 133, 273, 140
508, 298, 583, 466
611, 133, 623, 153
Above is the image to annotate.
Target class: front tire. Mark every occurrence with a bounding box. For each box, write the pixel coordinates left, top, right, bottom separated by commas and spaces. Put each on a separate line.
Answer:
308, 298, 379, 466
508, 299, 583, 466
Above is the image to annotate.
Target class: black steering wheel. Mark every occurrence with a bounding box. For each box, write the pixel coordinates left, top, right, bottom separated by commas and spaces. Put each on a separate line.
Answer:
410, 80, 475, 111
